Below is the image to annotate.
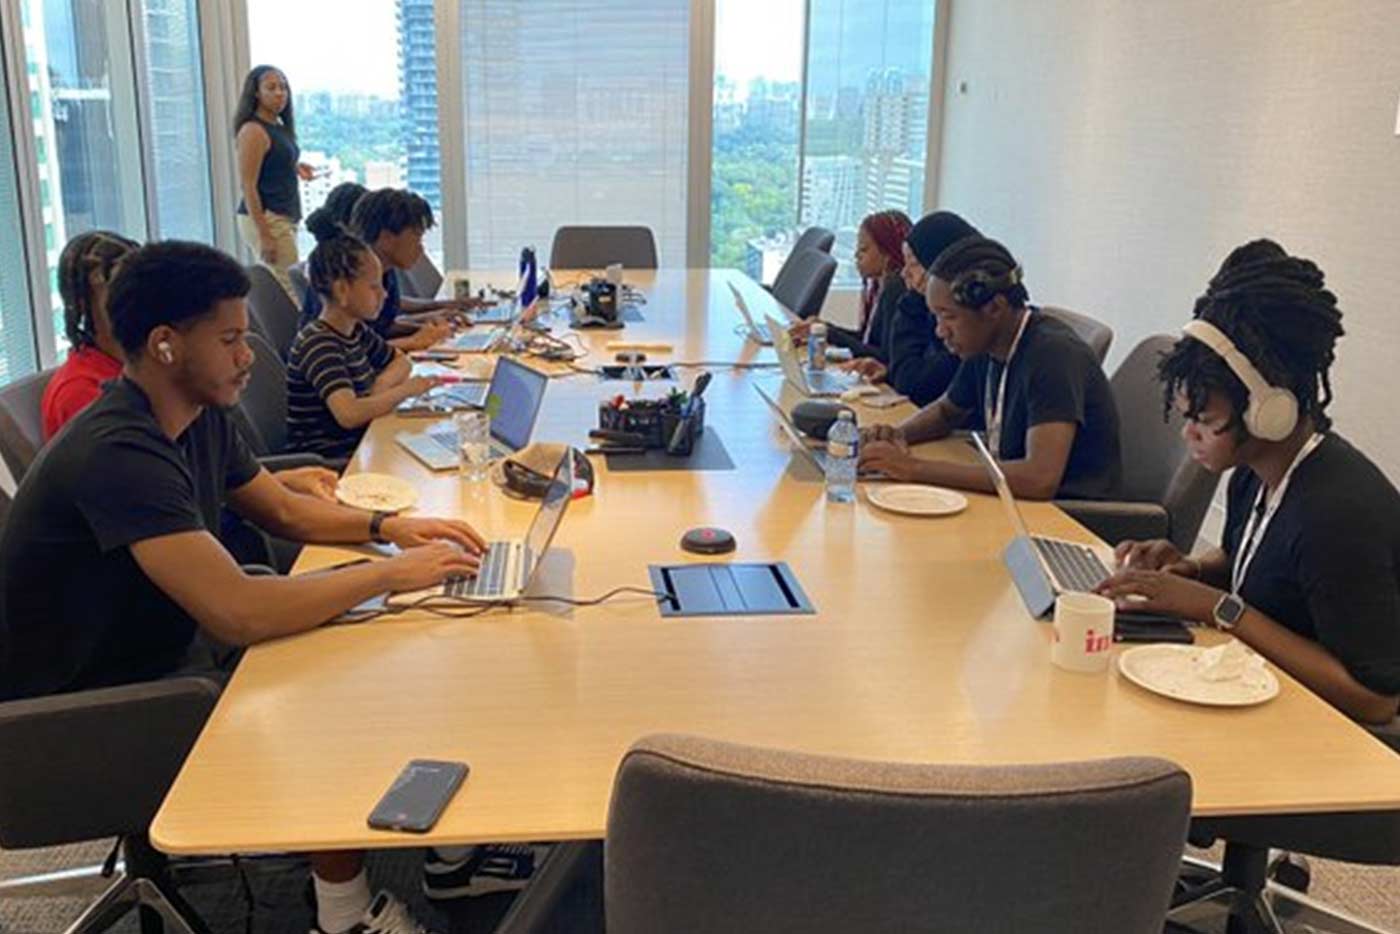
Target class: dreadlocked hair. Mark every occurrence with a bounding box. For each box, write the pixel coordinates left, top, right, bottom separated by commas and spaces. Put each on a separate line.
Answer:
349, 188, 435, 245
929, 235, 1030, 308
306, 211, 373, 301
58, 230, 140, 349
1159, 238, 1344, 433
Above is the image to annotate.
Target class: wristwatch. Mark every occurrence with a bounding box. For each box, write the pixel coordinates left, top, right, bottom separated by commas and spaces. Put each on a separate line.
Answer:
368, 510, 392, 545
1211, 593, 1247, 631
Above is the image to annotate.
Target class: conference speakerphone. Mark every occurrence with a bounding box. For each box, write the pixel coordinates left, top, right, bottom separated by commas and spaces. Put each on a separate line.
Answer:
648, 562, 814, 618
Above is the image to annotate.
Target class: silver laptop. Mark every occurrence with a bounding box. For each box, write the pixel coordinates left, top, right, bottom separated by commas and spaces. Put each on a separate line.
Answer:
728, 282, 771, 345
753, 383, 886, 480
395, 357, 548, 470
440, 326, 509, 353
471, 269, 533, 324
766, 313, 857, 398
971, 432, 1112, 616
389, 452, 574, 604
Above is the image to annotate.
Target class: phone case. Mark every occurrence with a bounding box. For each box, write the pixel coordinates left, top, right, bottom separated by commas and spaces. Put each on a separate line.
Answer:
367, 759, 468, 833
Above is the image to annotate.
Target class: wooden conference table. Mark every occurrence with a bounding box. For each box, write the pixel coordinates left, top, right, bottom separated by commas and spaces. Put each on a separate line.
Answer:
152, 269, 1400, 857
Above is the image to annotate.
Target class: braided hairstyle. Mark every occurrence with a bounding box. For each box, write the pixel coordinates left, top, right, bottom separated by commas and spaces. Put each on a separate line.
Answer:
1159, 238, 1344, 433
57, 230, 141, 349
858, 209, 912, 327
350, 188, 435, 244
929, 235, 1029, 309
306, 207, 373, 302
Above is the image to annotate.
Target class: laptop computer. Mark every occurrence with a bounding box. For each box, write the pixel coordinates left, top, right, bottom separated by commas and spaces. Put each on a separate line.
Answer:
728, 282, 772, 345
395, 357, 549, 470
753, 383, 886, 480
440, 326, 509, 353
389, 452, 574, 604
471, 270, 532, 325
970, 432, 1192, 642
766, 313, 857, 398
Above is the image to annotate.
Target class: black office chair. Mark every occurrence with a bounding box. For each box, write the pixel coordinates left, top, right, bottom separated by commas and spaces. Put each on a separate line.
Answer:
549, 226, 659, 270
770, 249, 838, 320
0, 368, 55, 484
287, 262, 311, 307
245, 265, 302, 359
1172, 724, 1400, 933
0, 484, 221, 933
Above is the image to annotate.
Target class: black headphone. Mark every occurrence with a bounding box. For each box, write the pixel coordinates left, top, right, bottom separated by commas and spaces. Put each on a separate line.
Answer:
951, 265, 1023, 308
502, 447, 595, 499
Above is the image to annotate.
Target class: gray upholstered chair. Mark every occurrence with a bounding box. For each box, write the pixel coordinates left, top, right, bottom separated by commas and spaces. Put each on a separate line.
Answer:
287, 261, 310, 306
398, 252, 444, 300
770, 249, 838, 321
1057, 334, 1220, 550
763, 226, 835, 291
549, 226, 659, 270
506, 734, 1192, 934
0, 368, 55, 484
245, 264, 302, 358
1041, 304, 1113, 364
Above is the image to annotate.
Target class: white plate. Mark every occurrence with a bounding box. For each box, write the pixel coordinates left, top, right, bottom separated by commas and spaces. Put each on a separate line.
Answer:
1118, 644, 1279, 707
866, 484, 968, 517
336, 473, 419, 513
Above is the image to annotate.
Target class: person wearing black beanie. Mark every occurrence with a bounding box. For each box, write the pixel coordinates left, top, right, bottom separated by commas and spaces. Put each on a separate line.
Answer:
847, 210, 980, 405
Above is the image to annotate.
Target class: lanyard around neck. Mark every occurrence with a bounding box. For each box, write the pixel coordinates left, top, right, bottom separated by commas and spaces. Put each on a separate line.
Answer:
1231, 432, 1326, 594
985, 308, 1033, 454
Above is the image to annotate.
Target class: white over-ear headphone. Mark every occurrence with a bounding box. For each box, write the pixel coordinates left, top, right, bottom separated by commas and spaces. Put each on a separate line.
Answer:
1181, 319, 1298, 441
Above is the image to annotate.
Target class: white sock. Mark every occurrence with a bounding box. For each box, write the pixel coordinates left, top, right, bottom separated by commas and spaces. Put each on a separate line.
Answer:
432, 845, 474, 863
314, 868, 372, 934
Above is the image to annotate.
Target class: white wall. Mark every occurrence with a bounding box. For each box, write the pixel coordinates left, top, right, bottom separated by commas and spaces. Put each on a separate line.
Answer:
935, 0, 1400, 531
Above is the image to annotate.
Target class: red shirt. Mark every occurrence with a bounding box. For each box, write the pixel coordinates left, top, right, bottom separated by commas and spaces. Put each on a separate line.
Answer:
41, 346, 124, 441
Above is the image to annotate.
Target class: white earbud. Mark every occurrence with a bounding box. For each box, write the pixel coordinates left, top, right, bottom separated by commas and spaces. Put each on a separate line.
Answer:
157, 341, 174, 365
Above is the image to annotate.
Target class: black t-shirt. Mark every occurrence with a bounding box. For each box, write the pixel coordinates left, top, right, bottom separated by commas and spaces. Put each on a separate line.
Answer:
1223, 433, 1400, 696
0, 378, 261, 700
945, 310, 1122, 499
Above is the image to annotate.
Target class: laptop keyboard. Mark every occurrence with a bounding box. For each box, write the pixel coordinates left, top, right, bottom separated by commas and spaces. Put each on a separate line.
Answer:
1034, 537, 1111, 593
446, 541, 513, 598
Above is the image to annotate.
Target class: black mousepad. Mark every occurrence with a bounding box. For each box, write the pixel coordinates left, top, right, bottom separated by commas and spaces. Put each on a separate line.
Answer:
603, 428, 735, 472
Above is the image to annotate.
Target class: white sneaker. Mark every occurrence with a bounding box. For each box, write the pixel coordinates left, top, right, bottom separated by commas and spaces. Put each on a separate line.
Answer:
311, 890, 441, 934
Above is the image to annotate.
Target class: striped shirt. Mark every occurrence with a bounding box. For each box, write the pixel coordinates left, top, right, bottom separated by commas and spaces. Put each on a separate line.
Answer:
286, 319, 396, 458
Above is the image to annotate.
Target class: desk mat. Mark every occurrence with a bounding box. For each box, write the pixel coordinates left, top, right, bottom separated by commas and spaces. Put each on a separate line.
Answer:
603, 428, 735, 472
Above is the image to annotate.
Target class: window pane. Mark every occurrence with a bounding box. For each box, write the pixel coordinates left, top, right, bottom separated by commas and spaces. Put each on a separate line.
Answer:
710, 0, 804, 281
139, 0, 214, 242
247, 0, 442, 265
803, 0, 934, 286
459, 0, 690, 269
21, 0, 149, 343
0, 40, 38, 385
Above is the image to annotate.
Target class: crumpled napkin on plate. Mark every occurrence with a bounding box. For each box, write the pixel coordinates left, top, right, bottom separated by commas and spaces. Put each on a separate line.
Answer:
1194, 640, 1266, 683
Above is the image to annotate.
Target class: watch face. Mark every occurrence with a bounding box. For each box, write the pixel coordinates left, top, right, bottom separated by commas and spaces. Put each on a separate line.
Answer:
1217, 594, 1246, 626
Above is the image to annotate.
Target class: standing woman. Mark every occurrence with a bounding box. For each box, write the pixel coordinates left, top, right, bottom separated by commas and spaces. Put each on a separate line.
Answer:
234, 65, 314, 297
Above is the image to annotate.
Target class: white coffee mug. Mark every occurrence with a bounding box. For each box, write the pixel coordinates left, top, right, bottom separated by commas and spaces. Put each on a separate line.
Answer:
1051, 592, 1116, 673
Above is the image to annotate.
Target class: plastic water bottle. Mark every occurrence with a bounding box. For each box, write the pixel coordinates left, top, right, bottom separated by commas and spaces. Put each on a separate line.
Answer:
826, 410, 858, 504
808, 321, 828, 371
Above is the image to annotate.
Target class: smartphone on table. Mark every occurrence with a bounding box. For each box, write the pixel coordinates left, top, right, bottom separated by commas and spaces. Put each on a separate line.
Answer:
367, 759, 469, 833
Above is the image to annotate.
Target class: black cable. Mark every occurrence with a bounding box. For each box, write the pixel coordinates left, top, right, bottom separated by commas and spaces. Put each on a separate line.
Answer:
334, 585, 668, 624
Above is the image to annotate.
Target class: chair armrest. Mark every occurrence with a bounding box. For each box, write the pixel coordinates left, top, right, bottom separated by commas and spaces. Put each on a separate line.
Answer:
1055, 499, 1170, 547
0, 677, 221, 848
494, 841, 603, 934
259, 453, 348, 473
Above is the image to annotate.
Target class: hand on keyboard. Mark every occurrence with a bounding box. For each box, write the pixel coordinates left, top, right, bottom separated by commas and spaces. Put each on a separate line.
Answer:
383, 542, 482, 593
379, 516, 487, 554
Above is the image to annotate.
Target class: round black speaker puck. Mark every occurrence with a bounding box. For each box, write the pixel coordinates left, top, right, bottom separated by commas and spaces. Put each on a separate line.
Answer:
680, 527, 736, 555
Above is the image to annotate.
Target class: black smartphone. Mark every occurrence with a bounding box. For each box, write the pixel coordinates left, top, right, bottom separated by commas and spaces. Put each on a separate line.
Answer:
367, 760, 469, 833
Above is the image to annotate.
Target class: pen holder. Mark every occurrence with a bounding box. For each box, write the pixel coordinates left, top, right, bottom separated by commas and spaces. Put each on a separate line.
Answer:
598, 397, 706, 455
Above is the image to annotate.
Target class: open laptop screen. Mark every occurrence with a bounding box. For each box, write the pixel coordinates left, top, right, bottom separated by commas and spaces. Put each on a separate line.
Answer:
487, 357, 548, 453
524, 453, 574, 559
971, 431, 1034, 543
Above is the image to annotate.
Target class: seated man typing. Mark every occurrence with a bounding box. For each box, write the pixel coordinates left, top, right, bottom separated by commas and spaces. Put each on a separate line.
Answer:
860, 235, 1122, 501
0, 241, 482, 933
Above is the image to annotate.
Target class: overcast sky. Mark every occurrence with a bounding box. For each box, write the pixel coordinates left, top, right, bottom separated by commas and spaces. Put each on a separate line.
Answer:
248, 0, 804, 101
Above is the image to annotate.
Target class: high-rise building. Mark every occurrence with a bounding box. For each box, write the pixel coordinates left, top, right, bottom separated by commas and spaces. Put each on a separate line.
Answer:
398, 0, 438, 209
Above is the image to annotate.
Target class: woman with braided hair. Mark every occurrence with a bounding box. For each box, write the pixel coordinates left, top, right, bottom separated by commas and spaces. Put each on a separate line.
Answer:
1098, 239, 1400, 724
861, 234, 1121, 501
791, 209, 912, 361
